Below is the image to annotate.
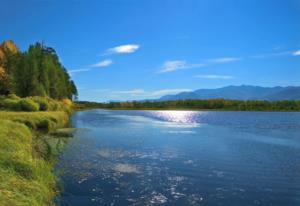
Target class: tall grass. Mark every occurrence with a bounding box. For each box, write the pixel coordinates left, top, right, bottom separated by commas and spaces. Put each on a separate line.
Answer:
0, 95, 73, 205
0, 111, 69, 132
0, 120, 57, 206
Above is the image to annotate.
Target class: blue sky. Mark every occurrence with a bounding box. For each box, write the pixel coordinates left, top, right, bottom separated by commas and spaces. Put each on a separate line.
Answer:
1, 0, 300, 102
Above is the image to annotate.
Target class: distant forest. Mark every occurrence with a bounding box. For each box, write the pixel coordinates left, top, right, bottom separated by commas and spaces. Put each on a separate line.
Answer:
76, 99, 300, 111
0, 40, 77, 99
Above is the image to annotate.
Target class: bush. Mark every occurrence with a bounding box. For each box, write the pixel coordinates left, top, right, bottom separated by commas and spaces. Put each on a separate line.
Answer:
30, 96, 49, 111
0, 99, 20, 110
19, 99, 39, 112
7, 93, 20, 100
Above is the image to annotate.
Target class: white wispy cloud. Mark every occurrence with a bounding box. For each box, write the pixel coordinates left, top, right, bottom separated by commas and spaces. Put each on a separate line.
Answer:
207, 57, 241, 63
292, 50, 300, 56
68, 59, 112, 75
105, 44, 140, 54
114, 89, 145, 95
158, 57, 239, 73
113, 88, 191, 97
158, 60, 205, 73
250, 51, 292, 59
195, 74, 234, 79
68, 68, 91, 74
91, 59, 113, 67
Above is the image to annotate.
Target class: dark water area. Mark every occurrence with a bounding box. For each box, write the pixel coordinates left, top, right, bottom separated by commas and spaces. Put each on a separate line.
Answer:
56, 110, 300, 206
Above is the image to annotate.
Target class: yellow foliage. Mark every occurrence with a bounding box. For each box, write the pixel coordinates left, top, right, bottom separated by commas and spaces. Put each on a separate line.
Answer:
0, 49, 4, 61
61, 98, 73, 107
0, 40, 19, 54
0, 67, 6, 79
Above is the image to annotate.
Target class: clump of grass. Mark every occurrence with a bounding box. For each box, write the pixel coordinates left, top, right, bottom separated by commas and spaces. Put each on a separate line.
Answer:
0, 111, 69, 132
30, 96, 49, 111
0, 120, 57, 206
0, 98, 20, 110
19, 98, 40, 112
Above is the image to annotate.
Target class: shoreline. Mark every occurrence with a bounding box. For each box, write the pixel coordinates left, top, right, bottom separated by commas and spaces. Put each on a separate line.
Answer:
75, 107, 300, 113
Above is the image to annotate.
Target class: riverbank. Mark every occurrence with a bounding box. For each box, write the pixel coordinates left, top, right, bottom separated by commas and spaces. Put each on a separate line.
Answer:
0, 96, 72, 206
75, 99, 300, 112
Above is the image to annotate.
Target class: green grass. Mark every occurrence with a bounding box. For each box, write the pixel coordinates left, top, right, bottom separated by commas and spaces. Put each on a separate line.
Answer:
0, 95, 72, 113
0, 120, 57, 206
0, 95, 73, 205
0, 111, 69, 132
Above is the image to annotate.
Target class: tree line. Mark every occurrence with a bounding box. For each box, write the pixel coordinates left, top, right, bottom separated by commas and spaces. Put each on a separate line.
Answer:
76, 99, 300, 111
0, 40, 77, 99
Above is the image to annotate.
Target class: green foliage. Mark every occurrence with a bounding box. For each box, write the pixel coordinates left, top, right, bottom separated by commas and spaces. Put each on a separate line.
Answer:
76, 99, 300, 111
19, 98, 39, 112
0, 120, 57, 206
0, 40, 77, 100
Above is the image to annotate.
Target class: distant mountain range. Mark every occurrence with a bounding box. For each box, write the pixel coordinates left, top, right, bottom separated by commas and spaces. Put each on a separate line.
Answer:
159, 85, 300, 101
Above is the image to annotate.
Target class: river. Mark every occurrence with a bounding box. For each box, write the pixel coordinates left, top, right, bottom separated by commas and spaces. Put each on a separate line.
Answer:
56, 109, 300, 206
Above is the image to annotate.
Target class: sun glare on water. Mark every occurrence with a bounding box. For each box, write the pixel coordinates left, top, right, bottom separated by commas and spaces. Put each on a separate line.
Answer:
153, 110, 199, 124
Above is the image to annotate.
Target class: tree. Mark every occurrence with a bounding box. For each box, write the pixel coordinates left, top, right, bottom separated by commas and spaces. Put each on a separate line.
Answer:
0, 40, 78, 99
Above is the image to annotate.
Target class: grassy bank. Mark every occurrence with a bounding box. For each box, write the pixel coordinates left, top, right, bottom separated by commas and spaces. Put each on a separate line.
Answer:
0, 120, 57, 206
0, 95, 72, 206
0, 111, 69, 132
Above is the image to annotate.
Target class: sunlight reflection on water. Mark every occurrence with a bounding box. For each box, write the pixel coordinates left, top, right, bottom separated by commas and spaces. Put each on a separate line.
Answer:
149, 110, 201, 123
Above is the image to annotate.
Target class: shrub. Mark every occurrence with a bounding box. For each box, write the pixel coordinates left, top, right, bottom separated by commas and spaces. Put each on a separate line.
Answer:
19, 99, 39, 112
7, 93, 21, 100
30, 96, 49, 111
0, 99, 20, 110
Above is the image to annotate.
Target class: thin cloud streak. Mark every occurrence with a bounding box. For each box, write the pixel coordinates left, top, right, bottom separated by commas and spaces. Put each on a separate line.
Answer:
69, 59, 112, 75
158, 57, 239, 73
250, 50, 292, 59
68, 68, 91, 74
91, 59, 113, 67
158, 60, 205, 73
195, 74, 234, 79
113, 88, 192, 97
158, 47, 299, 74
207, 57, 241, 63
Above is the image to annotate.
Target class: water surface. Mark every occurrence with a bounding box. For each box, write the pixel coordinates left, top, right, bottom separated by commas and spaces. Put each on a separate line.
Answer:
56, 110, 300, 206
